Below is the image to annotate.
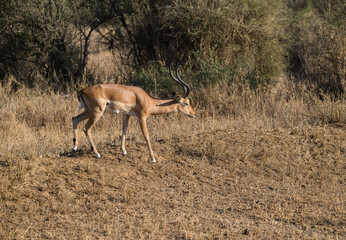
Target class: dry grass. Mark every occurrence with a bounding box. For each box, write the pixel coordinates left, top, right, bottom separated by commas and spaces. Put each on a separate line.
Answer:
0, 77, 345, 239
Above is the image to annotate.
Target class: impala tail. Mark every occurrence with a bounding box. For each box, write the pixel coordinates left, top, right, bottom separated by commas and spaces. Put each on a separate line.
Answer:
77, 92, 88, 111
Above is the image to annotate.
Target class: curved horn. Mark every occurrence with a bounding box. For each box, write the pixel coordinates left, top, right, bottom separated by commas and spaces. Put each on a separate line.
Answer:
175, 60, 191, 98
169, 59, 187, 96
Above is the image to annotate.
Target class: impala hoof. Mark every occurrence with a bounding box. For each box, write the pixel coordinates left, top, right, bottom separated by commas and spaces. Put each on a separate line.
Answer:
152, 159, 157, 164
122, 150, 127, 155
96, 153, 101, 159
72, 146, 78, 152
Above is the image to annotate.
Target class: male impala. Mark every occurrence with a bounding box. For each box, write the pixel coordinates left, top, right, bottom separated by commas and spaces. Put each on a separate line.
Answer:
72, 61, 195, 163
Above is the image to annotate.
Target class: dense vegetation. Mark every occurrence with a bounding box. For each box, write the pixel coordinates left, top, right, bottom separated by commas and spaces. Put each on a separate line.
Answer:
0, 0, 344, 96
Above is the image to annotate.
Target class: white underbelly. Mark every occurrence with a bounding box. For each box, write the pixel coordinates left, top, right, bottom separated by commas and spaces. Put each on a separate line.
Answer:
104, 101, 137, 118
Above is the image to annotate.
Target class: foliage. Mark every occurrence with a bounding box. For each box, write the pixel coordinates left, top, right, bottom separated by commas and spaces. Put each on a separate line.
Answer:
0, 0, 113, 90
1, 0, 74, 88
0, 0, 344, 95
107, 0, 286, 89
287, 0, 345, 96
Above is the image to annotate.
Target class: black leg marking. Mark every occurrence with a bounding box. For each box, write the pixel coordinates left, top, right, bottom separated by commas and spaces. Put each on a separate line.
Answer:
73, 138, 76, 143
91, 146, 94, 152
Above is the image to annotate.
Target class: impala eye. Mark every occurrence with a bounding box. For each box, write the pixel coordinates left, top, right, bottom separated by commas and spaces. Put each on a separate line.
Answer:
183, 102, 189, 107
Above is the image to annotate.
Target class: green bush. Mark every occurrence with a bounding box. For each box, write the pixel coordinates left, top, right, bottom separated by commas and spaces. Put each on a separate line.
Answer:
287, 0, 345, 96
110, 0, 287, 90
0, 0, 113, 90
1, 0, 344, 96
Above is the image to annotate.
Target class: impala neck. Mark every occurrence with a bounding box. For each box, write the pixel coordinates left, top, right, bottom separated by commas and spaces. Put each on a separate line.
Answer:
151, 98, 179, 115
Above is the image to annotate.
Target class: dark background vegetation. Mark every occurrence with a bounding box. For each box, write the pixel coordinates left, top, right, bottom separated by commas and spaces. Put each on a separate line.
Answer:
0, 0, 345, 96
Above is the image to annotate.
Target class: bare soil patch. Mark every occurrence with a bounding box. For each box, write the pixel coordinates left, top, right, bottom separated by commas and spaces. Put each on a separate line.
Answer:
1, 122, 344, 239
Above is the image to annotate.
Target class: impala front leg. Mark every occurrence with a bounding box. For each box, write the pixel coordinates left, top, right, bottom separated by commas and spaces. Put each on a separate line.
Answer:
138, 118, 156, 164
121, 114, 130, 155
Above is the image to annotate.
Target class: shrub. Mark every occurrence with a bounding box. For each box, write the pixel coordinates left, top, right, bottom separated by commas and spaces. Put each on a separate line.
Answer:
288, 0, 345, 96
106, 0, 287, 89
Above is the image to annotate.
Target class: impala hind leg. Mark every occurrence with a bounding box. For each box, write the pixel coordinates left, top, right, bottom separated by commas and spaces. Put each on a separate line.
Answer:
121, 114, 130, 155
83, 113, 103, 158
72, 111, 89, 152
138, 119, 156, 164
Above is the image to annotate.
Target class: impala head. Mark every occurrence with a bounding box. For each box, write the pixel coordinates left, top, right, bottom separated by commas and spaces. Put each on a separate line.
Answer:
177, 97, 195, 118
170, 60, 195, 118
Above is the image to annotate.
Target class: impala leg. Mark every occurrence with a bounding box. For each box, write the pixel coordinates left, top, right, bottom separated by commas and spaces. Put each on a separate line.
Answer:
138, 119, 156, 164
83, 113, 102, 158
121, 114, 130, 155
72, 111, 89, 152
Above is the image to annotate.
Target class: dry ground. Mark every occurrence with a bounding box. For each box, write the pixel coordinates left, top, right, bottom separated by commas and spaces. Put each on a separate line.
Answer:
0, 112, 345, 239
0, 76, 345, 239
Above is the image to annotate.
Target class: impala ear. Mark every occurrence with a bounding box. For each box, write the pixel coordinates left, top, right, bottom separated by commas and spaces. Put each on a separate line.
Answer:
173, 93, 182, 102
177, 97, 183, 103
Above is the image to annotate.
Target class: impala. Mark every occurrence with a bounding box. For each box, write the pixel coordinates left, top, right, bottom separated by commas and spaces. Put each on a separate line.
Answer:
72, 61, 195, 163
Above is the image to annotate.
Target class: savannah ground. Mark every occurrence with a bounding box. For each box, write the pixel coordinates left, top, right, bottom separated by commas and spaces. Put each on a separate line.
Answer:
0, 79, 345, 239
